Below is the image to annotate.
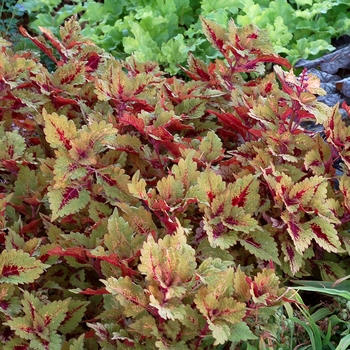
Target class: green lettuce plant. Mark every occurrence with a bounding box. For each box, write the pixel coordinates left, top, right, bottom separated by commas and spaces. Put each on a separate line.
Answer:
1, 14, 350, 348
17, 0, 350, 74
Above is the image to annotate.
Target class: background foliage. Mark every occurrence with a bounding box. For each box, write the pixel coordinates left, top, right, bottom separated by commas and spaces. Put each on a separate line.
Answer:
13, 0, 350, 74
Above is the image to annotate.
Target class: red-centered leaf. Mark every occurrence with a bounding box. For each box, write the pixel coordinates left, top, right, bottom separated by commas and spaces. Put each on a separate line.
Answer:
54, 95, 79, 106
200, 17, 226, 52
2, 160, 20, 173
230, 176, 258, 209
89, 253, 138, 277
59, 187, 80, 211
180, 54, 211, 81
307, 218, 340, 253
119, 113, 146, 135
47, 246, 89, 264
164, 118, 194, 132
2, 265, 20, 277
281, 212, 312, 254
85, 52, 101, 71
20, 218, 42, 235
43, 110, 77, 151
281, 240, 304, 275
315, 261, 346, 281
19, 26, 59, 64
39, 26, 69, 62
208, 110, 250, 136
241, 55, 292, 71
78, 288, 109, 295
147, 125, 174, 142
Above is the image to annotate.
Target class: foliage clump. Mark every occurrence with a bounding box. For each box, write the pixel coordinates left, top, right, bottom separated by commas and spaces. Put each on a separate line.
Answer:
0, 14, 350, 349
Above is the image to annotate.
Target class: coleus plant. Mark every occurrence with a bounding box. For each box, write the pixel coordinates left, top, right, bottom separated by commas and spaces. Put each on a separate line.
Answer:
0, 14, 349, 349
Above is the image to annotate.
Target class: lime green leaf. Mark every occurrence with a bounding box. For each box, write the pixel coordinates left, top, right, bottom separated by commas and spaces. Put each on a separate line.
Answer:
228, 321, 258, 342
69, 334, 85, 350
209, 321, 231, 345
117, 203, 158, 236
128, 315, 158, 337
149, 293, 188, 321
0, 249, 48, 284
105, 209, 145, 259
172, 151, 200, 192
156, 176, 184, 205
198, 131, 224, 163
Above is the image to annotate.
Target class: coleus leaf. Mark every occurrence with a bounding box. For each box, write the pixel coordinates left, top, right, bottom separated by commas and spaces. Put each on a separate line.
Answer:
47, 186, 90, 221
117, 202, 158, 237
67, 334, 85, 350
324, 105, 350, 171
3, 338, 31, 350
172, 151, 200, 192
203, 215, 239, 250
198, 130, 224, 163
238, 229, 280, 265
196, 169, 226, 205
287, 175, 327, 213
42, 109, 77, 151
138, 222, 197, 299
102, 276, 149, 317
281, 211, 312, 254
314, 260, 347, 282
200, 17, 226, 52
59, 299, 90, 334
51, 60, 86, 90
128, 314, 158, 338
304, 134, 332, 176
339, 175, 350, 213
194, 269, 246, 345
5, 291, 70, 346
227, 174, 260, 214
305, 217, 341, 253
19, 26, 59, 64
174, 97, 206, 119
225, 19, 292, 72
281, 239, 306, 275
0, 129, 26, 161
0, 249, 49, 284
249, 268, 285, 306
95, 166, 135, 204
52, 156, 88, 189
228, 322, 258, 342
105, 209, 146, 260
